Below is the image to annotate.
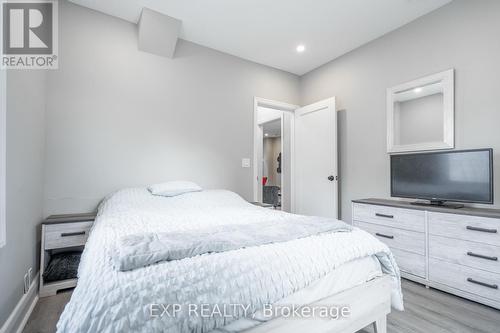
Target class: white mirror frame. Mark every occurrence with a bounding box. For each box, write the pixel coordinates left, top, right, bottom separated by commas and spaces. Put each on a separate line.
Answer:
387, 69, 454, 153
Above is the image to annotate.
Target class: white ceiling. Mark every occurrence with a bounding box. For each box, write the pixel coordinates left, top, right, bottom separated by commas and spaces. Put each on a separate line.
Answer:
69, 0, 452, 75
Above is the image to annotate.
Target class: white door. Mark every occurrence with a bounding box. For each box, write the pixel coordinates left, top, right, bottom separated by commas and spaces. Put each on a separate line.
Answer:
294, 97, 337, 218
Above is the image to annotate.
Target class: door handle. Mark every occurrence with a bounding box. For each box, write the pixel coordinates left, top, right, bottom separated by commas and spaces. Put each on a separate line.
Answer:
328, 175, 335, 181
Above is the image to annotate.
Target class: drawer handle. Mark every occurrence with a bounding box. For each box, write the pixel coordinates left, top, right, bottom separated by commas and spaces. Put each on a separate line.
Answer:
375, 233, 394, 239
467, 252, 498, 261
60, 231, 86, 237
467, 278, 498, 290
375, 213, 394, 219
466, 226, 497, 233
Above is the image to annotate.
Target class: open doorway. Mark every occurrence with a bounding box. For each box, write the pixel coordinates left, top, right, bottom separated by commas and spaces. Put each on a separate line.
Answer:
254, 97, 338, 217
253, 98, 298, 212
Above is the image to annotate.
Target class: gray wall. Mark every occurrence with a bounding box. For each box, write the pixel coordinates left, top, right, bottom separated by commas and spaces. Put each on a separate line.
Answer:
0, 71, 46, 325
44, 1, 300, 215
300, 0, 500, 222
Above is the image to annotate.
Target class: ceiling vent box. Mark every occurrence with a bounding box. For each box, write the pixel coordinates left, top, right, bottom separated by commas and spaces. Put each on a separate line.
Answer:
138, 8, 181, 58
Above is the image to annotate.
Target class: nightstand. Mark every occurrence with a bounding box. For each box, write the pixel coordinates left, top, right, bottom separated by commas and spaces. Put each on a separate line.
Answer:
39, 212, 96, 297
250, 202, 275, 209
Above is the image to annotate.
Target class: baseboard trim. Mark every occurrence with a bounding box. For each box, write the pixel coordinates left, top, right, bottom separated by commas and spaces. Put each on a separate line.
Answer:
15, 293, 38, 333
0, 273, 39, 333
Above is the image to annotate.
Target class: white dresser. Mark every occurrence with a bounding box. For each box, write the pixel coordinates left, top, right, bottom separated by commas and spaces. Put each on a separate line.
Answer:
352, 199, 500, 309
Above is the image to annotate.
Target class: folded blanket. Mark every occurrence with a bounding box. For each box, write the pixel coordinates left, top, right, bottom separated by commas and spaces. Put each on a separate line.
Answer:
116, 216, 352, 271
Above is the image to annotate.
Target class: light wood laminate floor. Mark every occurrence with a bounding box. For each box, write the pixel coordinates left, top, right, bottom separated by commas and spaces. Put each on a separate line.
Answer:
23, 279, 500, 333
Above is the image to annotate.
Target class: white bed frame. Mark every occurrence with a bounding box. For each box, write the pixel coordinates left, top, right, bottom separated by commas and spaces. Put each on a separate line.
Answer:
245, 275, 392, 333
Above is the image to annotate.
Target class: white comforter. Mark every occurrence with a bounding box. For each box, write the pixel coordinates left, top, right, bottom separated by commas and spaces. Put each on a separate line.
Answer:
57, 188, 403, 333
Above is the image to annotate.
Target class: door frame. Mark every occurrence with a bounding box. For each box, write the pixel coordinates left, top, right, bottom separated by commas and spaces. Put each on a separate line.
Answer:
294, 97, 338, 218
253, 97, 298, 212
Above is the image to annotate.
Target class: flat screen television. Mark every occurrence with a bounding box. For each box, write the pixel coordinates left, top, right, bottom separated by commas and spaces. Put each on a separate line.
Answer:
391, 149, 493, 208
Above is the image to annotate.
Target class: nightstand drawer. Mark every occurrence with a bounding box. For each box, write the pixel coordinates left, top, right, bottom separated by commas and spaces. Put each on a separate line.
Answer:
44, 221, 93, 250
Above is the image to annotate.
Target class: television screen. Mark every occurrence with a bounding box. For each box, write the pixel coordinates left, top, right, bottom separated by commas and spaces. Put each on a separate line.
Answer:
391, 149, 493, 204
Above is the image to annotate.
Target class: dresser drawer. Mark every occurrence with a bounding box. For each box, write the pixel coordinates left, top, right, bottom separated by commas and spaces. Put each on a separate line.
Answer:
44, 221, 93, 250
354, 221, 425, 255
428, 212, 500, 246
429, 235, 500, 274
352, 203, 425, 232
429, 258, 500, 302
391, 248, 426, 278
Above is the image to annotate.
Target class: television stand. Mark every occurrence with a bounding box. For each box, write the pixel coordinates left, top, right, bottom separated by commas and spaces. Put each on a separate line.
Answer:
352, 198, 500, 310
410, 200, 464, 209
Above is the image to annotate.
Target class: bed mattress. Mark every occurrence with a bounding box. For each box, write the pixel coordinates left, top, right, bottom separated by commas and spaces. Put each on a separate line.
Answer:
215, 255, 382, 332
56, 188, 402, 333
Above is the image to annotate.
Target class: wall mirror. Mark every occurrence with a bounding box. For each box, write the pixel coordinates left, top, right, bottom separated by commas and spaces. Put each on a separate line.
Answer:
387, 69, 454, 153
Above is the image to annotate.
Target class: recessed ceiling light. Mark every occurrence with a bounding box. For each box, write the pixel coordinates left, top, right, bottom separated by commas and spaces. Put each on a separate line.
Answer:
264, 133, 269, 137
296, 44, 306, 53
414, 87, 422, 93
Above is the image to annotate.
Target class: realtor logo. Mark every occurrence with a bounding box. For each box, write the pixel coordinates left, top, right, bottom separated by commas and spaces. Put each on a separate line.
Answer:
1, 0, 58, 69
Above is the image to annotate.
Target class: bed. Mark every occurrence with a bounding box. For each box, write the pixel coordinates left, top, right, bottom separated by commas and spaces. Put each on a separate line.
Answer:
56, 188, 403, 333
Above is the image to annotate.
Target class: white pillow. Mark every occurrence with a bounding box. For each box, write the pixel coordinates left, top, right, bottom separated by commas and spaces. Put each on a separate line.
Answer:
148, 181, 202, 197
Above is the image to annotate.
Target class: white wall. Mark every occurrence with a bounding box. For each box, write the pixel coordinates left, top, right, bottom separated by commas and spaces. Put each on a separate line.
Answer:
300, 0, 500, 222
0, 71, 47, 326
44, 1, 300, 215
